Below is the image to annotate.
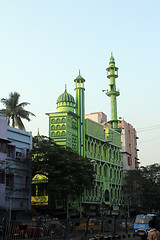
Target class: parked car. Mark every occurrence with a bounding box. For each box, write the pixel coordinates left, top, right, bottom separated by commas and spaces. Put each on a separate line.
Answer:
76, 218, 101, 233
12, 222, 44, 238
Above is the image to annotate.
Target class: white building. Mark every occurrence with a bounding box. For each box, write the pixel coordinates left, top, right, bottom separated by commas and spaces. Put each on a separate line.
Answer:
0, 115, 32, 220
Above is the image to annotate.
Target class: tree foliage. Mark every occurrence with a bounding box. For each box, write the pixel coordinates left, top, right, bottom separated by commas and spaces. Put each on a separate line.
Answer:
123, 164, 160, 214
32, 135, 95, 200
0, 92, 35, 130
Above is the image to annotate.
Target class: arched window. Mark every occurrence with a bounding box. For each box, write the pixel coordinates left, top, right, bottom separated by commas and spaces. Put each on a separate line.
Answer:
91, 143, 93, 153
56, 131, 60, 137
88, 142, 90, 152
56, 125, 60, 130
99, 145, 101, 155
51, 132, 55, 137
99, 166, 102, 175
104, 166, 107, 177
62, 118, 65, 123
95, 165, 97, 174
51, 118, 55, 124
105, 189, 109, 202
56, 118, 60, 123
62, 131, 65, 136
103, 148, 106, 157
51, 125, 55, 130
110, 168, 112, 178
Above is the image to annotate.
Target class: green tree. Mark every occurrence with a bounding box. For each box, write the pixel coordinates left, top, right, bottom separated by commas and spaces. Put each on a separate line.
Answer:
124, 164, 160, 214
0, 92, 35, 130
32, 135, 95, 210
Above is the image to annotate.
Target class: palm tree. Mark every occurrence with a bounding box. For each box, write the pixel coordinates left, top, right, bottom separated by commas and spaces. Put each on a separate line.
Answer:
0, 92, 35, 130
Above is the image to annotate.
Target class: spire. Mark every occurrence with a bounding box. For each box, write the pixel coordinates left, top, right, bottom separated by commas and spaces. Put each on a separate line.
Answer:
37, 128, 40, 136
106, 55, 121, 133
65, 84, 67, 92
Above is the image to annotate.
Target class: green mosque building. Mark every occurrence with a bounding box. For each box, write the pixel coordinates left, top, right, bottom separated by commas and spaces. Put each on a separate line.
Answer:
32, 54, 123, 216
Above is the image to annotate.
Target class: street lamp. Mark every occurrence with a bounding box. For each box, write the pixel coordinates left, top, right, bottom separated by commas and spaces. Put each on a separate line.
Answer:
6, 187, 16, 221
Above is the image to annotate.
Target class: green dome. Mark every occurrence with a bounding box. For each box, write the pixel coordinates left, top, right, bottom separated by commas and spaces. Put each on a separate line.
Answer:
56, 88, 75, 104
56, 86, 75, 113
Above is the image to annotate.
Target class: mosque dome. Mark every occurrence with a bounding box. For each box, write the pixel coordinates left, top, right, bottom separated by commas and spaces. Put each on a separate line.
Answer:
56, 88, 75, 104
56, 86, 75, 113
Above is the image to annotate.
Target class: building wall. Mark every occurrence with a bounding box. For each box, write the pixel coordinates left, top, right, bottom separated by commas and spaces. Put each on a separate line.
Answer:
85, 112, 107, 123
47, 111, 79, 150
47, 113, 123, 212
83, 118, 123, 208
0, 115, 32, 219
121, 120, 139, 171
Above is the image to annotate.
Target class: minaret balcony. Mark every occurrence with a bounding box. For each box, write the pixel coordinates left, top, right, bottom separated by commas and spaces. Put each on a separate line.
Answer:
107, 73, 118, 78
106, 90, 120, 97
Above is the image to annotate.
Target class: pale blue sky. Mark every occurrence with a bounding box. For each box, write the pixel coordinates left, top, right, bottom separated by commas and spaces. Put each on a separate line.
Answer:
0, 0, 160, 166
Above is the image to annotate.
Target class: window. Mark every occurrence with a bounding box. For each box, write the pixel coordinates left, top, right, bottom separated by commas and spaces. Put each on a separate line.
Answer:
0, 143, 7, 153
128, 157, 131, 165
88, 142, 90, 152
62, 118, 65, 123
105, 189, 109, 202
56, 118, 60, 123
56, 125, 60, 130
104, 166, 107, 177
103, 148, 106, 157
0, 172, 5, 184
99, 146, 101, 155
51, 132, 55, 137
7, 146, 15, 158
51, 118, 55, 124
16, 152, 22, 159
62, 131, 65, 136
6, 174, 14, 187
51, 125, 55, 130
99, 166, 102, 175
56, 131, 60, 137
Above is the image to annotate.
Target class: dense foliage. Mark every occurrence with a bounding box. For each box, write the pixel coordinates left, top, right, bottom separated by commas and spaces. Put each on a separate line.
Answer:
32, 135, 95, 201
123, 164, 160, 214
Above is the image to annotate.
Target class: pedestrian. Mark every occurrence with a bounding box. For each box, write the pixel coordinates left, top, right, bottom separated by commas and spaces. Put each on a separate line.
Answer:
147, 219, 160, 240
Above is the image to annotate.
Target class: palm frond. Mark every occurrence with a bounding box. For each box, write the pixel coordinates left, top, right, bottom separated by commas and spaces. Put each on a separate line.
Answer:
0, 92, 35, 130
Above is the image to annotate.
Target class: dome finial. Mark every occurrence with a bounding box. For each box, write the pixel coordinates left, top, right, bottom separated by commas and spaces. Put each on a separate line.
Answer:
65, 84, 67, 92
111, 52, 113, 57
79, 69, 80, 75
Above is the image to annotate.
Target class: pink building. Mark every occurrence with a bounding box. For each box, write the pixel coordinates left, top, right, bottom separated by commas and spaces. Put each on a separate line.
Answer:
121, 120, 139, 171
85, 114, 139, 171
85, 112, 107, 123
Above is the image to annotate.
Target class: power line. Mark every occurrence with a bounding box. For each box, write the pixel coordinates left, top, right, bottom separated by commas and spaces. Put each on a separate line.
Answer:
137, 125, 160, 133
139, 136, 160, 144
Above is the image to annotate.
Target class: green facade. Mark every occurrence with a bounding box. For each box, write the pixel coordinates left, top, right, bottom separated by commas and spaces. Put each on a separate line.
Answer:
46, 55, 123, 214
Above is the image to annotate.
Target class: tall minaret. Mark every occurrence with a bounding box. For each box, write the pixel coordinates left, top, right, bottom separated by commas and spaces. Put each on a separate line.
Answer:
74, 71, 85, 157
106, 54, 121, 132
